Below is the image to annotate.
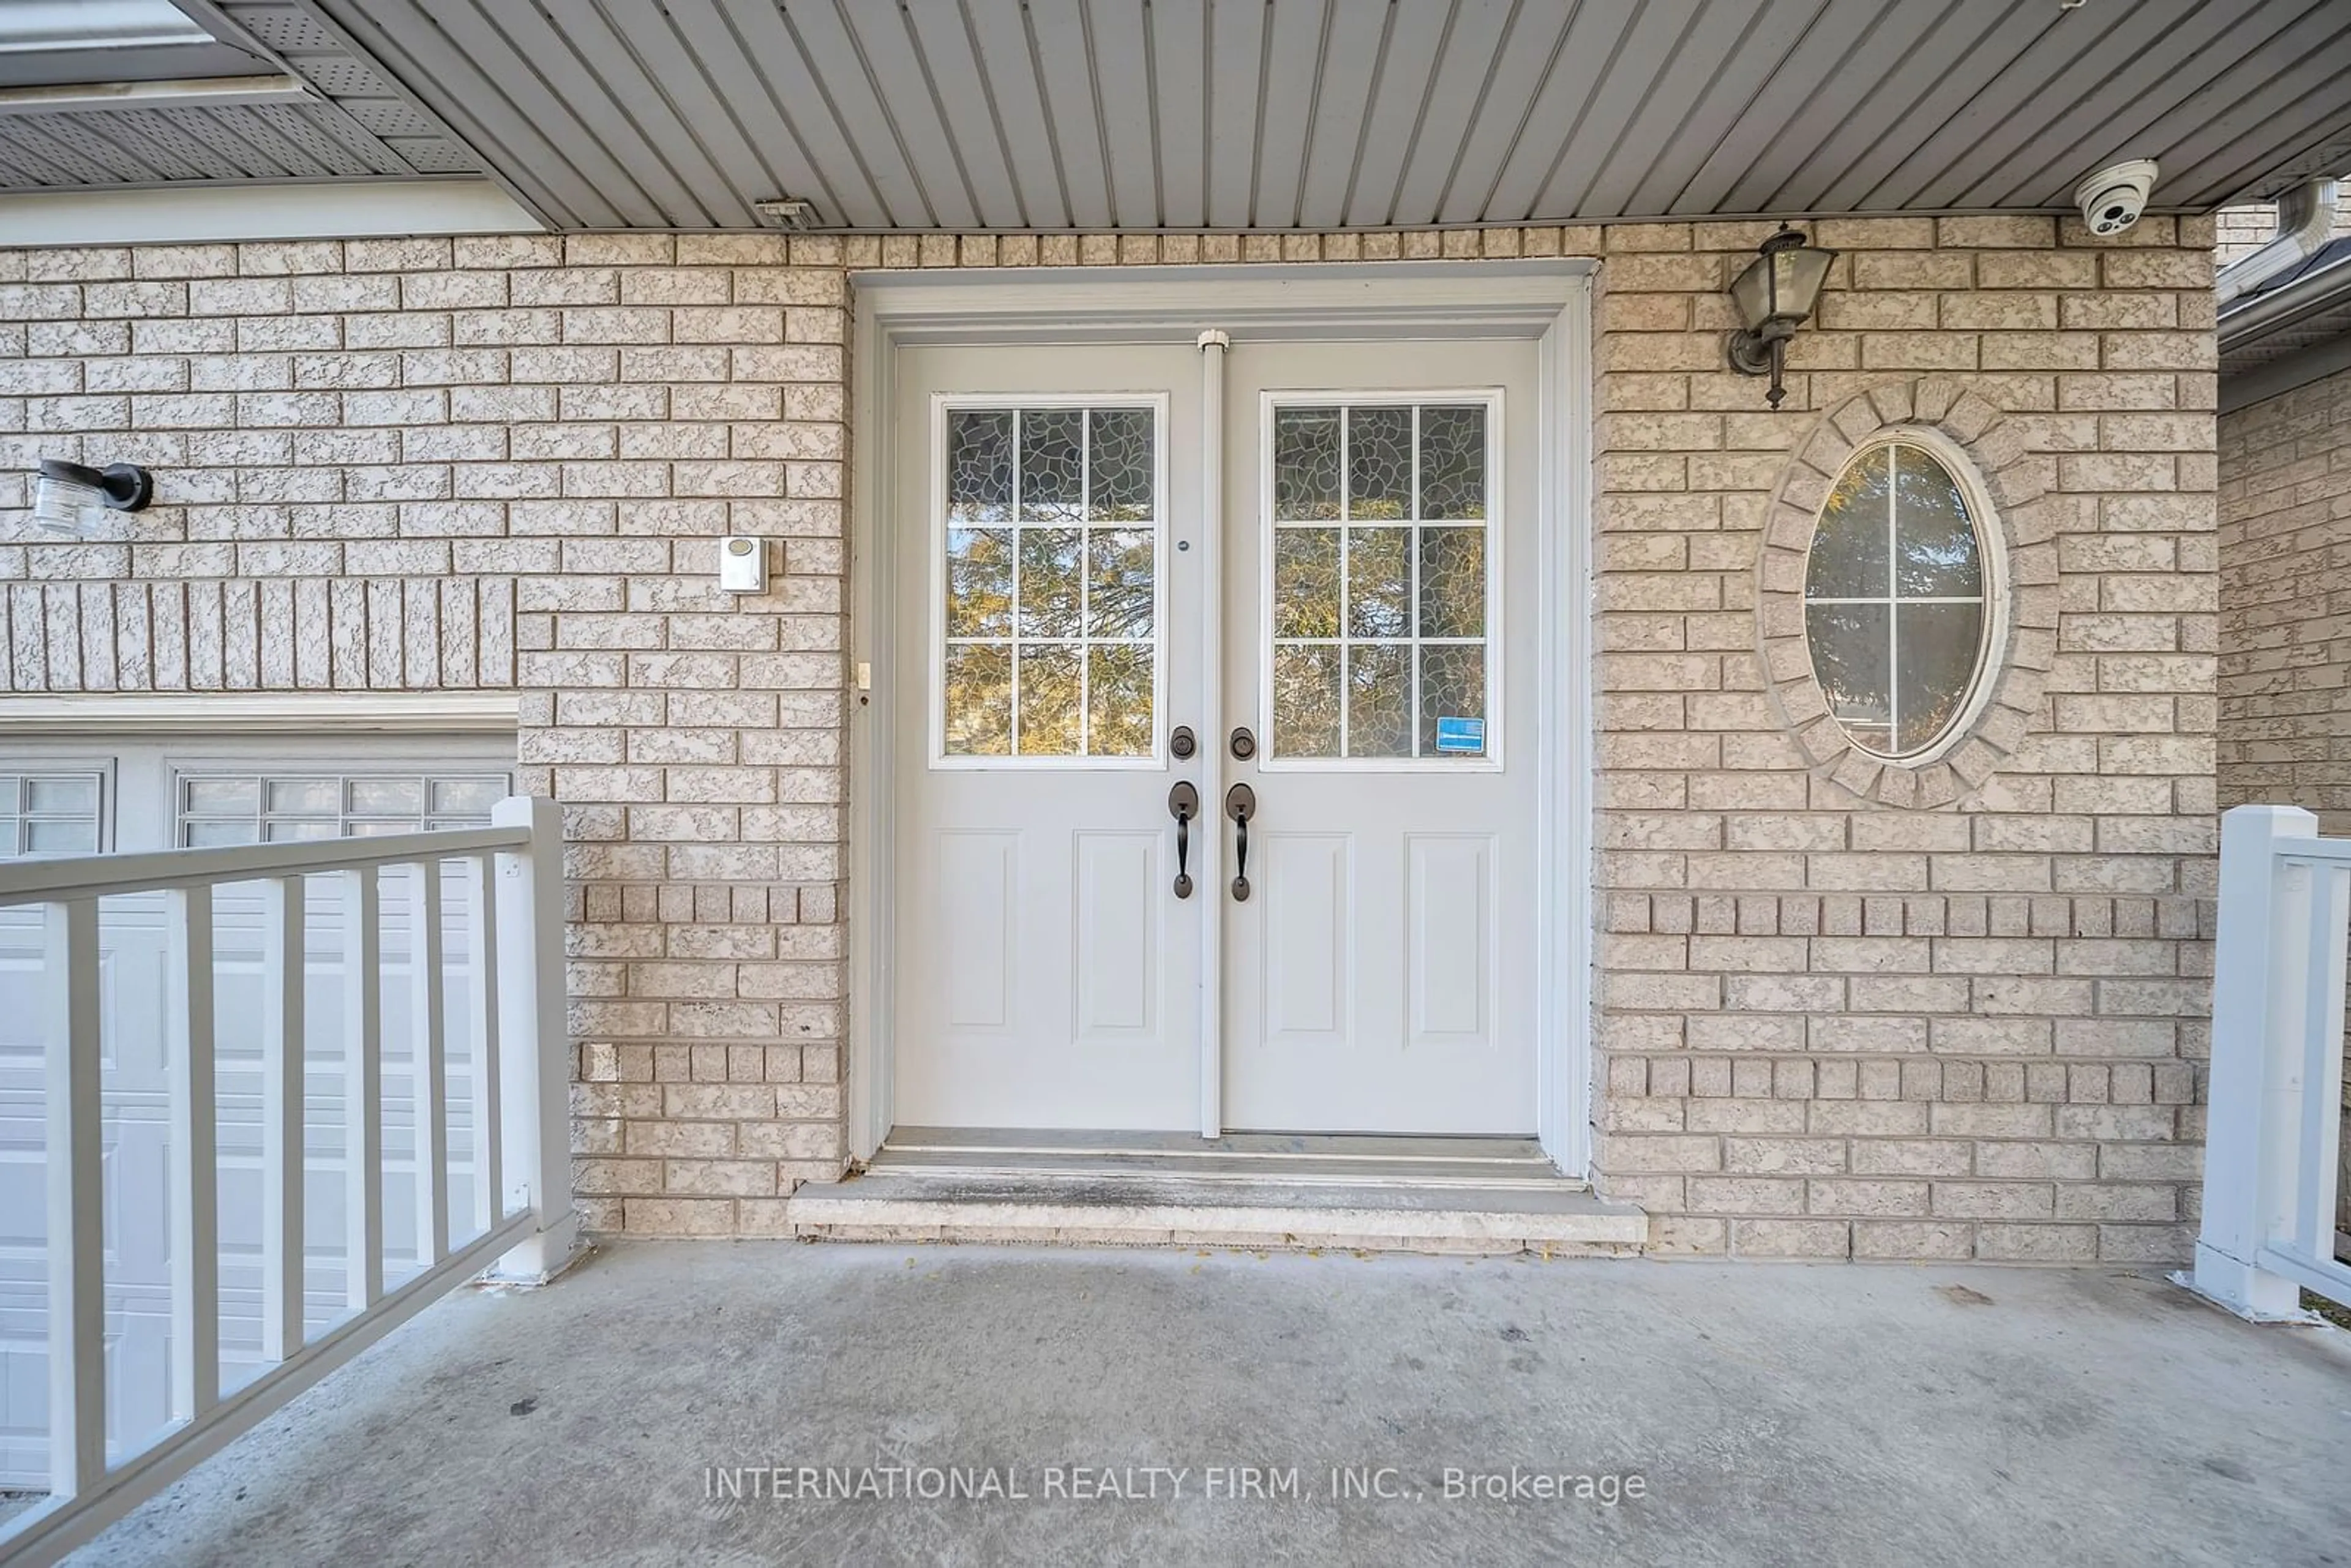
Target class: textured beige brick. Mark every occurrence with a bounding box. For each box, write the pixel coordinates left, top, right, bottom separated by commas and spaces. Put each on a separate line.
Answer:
1731, 1219, 1851, 1258
0, 217, 2219, 1259
621, 1197, 737, 1236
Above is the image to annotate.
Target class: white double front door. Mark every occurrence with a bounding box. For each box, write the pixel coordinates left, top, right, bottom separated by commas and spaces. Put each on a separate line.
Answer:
891, 334, 1541, 1135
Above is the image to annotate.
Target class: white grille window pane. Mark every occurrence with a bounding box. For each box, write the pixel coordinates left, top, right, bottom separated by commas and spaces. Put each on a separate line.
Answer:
25, 776, 96, 815
24, 818, 98, 854
184, 776, 259, 814
266, 778, 340, 814
185, 819, 261, 847
0, 768, 107, 858
430, 777, 506, 815
178, 768, 513, 846
348, 778, 424, 815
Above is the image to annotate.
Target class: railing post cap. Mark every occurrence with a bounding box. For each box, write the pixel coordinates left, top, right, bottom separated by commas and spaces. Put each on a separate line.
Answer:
490, 795, 561, 833
2220, 802, 2319, 847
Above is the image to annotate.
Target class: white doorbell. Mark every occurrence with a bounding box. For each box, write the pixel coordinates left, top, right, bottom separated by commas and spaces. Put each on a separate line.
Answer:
718, 535, 767, 593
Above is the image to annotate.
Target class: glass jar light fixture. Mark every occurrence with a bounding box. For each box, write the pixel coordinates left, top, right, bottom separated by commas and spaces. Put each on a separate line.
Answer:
32, 459, 153, 538
1727, 224, 1837, 409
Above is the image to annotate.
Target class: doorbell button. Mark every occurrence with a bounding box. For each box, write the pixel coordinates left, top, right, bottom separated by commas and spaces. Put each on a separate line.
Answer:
718, 535, 767, 593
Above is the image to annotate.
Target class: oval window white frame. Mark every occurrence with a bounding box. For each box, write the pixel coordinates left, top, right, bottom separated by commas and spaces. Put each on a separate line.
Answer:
1799, 427, 2008, 770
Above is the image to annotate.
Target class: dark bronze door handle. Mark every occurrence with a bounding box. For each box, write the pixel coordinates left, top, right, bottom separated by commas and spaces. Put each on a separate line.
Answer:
1224, 783, 1254, 901
1168, 781, 1199, 898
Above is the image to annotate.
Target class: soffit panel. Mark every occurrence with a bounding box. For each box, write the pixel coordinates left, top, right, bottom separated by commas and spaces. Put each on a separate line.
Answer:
12, 0, 2351, 227
0, 0, 481, 192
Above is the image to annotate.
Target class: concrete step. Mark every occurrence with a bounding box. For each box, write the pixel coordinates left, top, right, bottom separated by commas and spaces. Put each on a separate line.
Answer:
872, 1129, 1570, 1191
784, 1167, 1647, 1256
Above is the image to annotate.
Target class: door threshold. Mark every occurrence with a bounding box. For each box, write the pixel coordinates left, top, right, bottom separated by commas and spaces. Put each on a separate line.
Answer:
786, 1130, 1646, 1256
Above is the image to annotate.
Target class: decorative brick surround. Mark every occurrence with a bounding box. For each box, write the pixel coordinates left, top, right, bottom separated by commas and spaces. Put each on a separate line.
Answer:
1756, 379, 2057, 808
1, 216, 2220, 1257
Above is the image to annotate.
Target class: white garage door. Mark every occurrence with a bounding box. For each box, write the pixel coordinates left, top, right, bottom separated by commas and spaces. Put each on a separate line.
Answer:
0, 732, 514, 1488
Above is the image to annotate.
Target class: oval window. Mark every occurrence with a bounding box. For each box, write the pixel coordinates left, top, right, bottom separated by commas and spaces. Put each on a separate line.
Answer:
1803, 438, 1993, 761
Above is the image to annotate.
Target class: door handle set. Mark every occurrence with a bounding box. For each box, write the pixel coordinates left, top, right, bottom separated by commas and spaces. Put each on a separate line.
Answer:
1169, 727, 1256, 901
1168, 781, 1199, 898
1224, 784, 1254, 901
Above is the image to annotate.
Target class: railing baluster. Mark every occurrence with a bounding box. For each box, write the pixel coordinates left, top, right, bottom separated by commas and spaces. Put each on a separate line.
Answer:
261, 875, 307, 1363
2296, 862, 2351, 1259
343, 866, 384, 1310
43, 898, 106, 1499
167, 885, 221, 1421
491, 796, 577, 1280
411, 860, 450, 1269
468, 851, 503, 1232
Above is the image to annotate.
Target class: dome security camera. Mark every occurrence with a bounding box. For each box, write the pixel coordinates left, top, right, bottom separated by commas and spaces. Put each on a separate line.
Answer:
2074, 159, 2159, 237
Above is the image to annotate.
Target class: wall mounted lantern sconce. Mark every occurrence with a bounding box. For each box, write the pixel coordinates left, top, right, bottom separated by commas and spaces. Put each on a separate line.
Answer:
1727, 224, 1837, 410
32, 459, 152, 539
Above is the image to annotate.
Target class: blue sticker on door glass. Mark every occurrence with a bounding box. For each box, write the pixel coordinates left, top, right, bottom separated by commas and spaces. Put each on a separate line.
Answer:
1434, 716, 1485, 754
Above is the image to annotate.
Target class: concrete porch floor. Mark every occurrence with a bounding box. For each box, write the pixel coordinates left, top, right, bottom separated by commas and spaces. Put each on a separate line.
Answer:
75, 1241, 2351, 1567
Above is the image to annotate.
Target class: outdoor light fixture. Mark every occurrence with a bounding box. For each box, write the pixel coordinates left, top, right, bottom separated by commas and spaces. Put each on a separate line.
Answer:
1726, 224, 1837, 410
752, 197, 820, 230
32, 459, 152, 538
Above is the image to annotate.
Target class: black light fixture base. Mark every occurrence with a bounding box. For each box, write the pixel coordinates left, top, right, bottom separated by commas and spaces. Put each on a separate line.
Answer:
1725, 328, 1777, 377
100, 463, 154, 512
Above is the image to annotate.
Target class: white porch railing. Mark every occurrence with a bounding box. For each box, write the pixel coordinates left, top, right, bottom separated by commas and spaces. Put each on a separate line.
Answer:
0, 797, 577, 1567
2189, 804, 2351, 1320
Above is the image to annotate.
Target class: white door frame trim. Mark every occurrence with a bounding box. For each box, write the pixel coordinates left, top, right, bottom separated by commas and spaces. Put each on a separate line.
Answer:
846, 260, 1598, 1177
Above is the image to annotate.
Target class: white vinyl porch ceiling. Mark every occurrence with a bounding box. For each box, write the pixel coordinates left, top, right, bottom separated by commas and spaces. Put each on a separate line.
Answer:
5, 1, 2351, 230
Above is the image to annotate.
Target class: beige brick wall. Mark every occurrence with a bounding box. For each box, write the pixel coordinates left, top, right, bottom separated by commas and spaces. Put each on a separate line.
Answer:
0, 233, 852, 1236
1590, 214, 2219, 1262
0, 216, 2222, 1258
2218, 366, 2351, 831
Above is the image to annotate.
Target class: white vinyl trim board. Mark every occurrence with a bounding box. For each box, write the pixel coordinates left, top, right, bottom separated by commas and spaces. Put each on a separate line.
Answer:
0, 692, 520, 735
0, 179, 542, 246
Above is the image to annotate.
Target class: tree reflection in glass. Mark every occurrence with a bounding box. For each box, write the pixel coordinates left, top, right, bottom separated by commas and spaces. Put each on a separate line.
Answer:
943, 404, 1157, 757
1802, 440, 1989, 760
1269, 400, 1493, 759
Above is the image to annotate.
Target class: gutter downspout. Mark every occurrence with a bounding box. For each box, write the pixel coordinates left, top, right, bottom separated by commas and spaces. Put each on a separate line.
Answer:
2216, 177, 2338, 306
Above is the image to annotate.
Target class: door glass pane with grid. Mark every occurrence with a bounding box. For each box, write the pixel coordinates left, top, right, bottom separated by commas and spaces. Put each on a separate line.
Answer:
1267, 400, 1496, 762
941, 404, 1161, 759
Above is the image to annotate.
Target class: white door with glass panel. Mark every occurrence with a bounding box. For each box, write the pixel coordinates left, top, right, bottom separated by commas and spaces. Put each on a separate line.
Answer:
892, 337, 1540, 1135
